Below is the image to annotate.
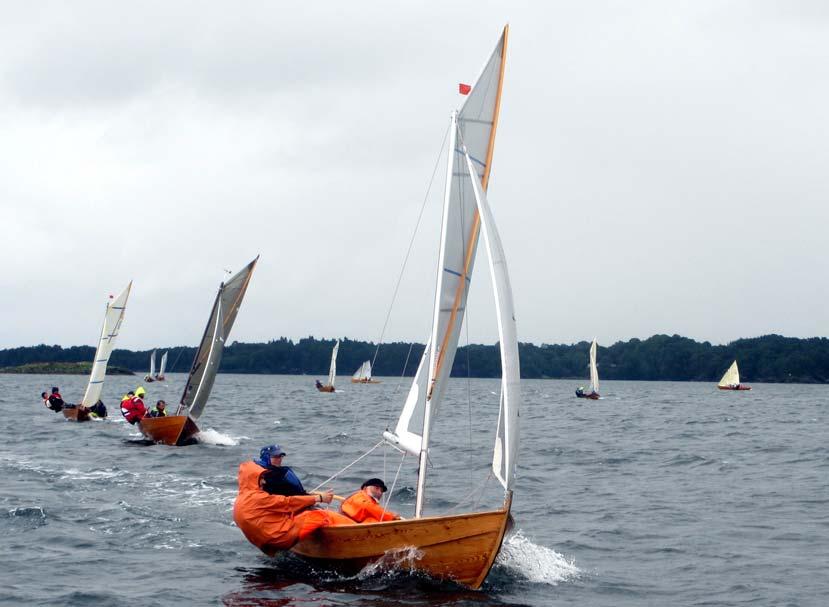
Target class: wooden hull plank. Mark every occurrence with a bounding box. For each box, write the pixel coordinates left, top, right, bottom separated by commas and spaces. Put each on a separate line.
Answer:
138, 415, 200, 445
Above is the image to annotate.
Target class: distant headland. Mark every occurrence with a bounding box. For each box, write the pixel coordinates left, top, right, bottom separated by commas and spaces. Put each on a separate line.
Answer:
0, 362, 135, 375
1, 334, 827, 383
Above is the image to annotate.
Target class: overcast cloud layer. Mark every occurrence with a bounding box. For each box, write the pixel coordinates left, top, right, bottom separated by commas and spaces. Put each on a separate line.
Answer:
1, 1, 827, 351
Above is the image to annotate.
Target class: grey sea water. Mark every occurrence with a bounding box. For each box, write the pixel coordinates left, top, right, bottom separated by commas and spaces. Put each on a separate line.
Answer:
1, 373, 827, 606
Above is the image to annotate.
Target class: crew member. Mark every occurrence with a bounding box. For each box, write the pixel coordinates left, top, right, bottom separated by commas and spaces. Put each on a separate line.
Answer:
89, 400, 108, 418
341, 478, 401, 523
45, 387, 65, 412
146, 400, 168, 418
233, 444, 353, 554
120, 387, 147, 424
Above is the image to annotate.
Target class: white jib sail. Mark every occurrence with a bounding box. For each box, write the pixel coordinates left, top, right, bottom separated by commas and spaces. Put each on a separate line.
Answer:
328, 340, 339, 387
81, 282, 132, 407
364, 360, 372, 380
719, 360, 740, 386
589, 338, 600, 394
158, 351, 167, 377
149, 349, 156, 378
384, 338, 431, 457
465, 151, 520, 491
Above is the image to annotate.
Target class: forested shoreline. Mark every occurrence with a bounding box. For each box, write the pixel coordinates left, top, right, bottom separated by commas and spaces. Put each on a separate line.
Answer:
2, 334, 828, 383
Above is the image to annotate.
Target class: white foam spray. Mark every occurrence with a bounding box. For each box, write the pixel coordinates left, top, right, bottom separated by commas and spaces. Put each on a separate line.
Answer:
195, 428, 240, 446
495, 530, 580, 585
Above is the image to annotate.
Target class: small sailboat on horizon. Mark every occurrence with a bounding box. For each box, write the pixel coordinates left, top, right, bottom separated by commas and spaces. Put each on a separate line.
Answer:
575, 338, 600, 399
717, 360, 751, 391
138, 257, 258, 445
144, 349, 157, 383
64, 283, 132, 422
315, 340, 339, 392
351, 359, 380, 384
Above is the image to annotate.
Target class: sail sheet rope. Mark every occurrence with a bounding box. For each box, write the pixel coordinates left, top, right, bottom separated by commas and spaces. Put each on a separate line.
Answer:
310, 439, 386, 493
380, 450, 406, 521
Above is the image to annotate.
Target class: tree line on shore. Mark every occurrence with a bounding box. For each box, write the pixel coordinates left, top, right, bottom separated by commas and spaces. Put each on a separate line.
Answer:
2, 334, 828, 383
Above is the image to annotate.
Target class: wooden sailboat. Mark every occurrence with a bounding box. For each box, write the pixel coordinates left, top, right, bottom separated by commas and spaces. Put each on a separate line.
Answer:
156, 351, 167, 381
143, 349, 157, 382
315, 340, 339, 392
292, 27, 516, 590
64, 283, 132, 422
351, 360, 381, 384
717, 360, 751, 390
575, 338, 600, 399
138, 257, 258, 444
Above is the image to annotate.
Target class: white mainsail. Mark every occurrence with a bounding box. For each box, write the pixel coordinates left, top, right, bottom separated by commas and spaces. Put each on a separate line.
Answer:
180, 257, 258, 419
352, 360, 372, 381
148, 350, 156, 378
589, 339, 600, 394
719, 360, 740, 387
158, 351, 167, 377
383, 27, 509, 517
81, 282, 132, 407
465, 150, 520, 491
328, 340, 340, 387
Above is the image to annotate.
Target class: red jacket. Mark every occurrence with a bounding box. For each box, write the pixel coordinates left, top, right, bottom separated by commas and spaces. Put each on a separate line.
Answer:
121, 396, 147, 424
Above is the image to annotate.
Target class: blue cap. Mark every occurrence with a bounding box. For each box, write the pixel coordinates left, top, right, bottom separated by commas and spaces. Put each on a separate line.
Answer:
255, 444, 286, 467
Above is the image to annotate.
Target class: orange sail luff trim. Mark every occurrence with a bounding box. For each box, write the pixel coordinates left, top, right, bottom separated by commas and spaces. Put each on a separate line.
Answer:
429, 26, 509, 394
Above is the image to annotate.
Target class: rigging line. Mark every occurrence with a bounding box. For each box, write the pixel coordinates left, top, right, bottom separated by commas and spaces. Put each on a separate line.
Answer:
369, 123, 450, 373
169, 347, 186, 375
472, 472, 493, 511
385, 340, 416, 428
310, 439, 385, 492
381, 451, 406, 521
465, 302, 474, 490
446, 472, 491, 513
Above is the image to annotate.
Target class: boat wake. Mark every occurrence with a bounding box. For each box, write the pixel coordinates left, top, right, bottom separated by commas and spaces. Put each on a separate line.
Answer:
195, 428, 241, 446
494, 530, 580, 585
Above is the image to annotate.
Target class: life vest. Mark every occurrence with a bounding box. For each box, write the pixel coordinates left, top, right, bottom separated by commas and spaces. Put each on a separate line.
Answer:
47, 393, 64, 412
147, 408, 167, 418
121, 396, 146, 424
340, 491, 400, 523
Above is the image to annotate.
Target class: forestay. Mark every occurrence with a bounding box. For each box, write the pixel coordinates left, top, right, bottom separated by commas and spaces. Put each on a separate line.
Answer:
465, 150, 520, 491
589, 339, 600, 394
180, 257, 258, 419
719, 361, 740, 387
81, 282, 132, 407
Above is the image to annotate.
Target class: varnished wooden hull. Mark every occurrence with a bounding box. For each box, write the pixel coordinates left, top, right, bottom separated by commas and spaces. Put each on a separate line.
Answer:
291, 494, 512, 589
316, 385, 335, 392
718, 385, 752, 391
62, 406, 90, 422
351, 379, 382, 384
138, 415, 200, 445
143, 376, 155, 383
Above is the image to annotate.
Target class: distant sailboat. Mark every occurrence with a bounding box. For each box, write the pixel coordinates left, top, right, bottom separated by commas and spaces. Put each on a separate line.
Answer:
351, 359, 380, 384
575, 339, 600, 399
717, 360, 751, 391
156, 351, 167, 381
64, 283, 132, 422
144, 350, 157, 383
138, 258, 258, 445
290, 26, 516, 589
316, 341, 339, 392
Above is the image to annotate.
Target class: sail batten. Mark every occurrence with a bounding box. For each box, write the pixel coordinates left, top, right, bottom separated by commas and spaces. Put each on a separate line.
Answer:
81, 282, 132, 407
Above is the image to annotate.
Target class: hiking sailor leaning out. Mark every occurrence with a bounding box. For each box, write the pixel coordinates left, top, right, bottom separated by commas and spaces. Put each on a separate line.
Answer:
233, 444, 353, 554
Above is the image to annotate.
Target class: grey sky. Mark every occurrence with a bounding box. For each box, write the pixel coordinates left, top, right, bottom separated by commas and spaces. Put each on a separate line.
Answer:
1, 1, 827, 351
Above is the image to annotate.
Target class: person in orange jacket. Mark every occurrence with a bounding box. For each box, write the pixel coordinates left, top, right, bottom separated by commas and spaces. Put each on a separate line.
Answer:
233, 444, 353, 555
340, 478, 401, 524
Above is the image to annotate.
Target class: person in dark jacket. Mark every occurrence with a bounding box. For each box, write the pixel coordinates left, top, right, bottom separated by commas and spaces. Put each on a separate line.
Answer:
45, 387, 65, 412
146, 400, 168, 418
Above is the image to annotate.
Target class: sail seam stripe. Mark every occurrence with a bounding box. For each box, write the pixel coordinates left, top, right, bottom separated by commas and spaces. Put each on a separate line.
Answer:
443, 267, 472, 282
